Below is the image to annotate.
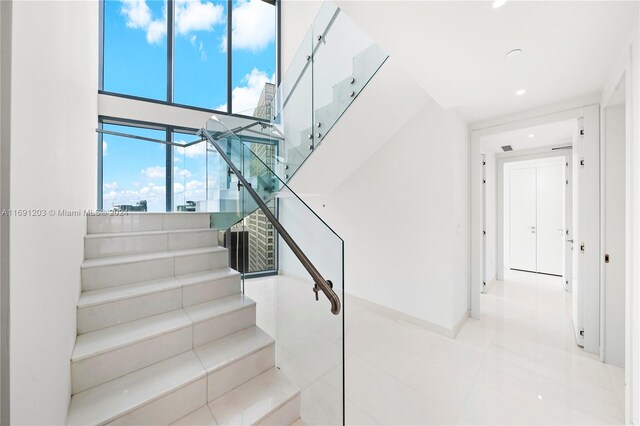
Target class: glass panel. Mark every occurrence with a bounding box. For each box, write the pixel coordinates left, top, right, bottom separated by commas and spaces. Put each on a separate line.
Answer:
172, 131, 207, 211
312, 8, 388, 142
103, 0, 168, 100
231, 0, 277, 116
101, 124, 167, 211
202, 115, 344, 425
173, 0, 227, 109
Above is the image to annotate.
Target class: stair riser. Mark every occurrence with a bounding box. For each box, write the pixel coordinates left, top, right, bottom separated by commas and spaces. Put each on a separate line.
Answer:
78, 288, 183, 334
175, 251, 228, 276
257, 394, 301, 426
72, 327, 192, 394
82, 251, 228, 291
183, 275, 241, 307
206, 344, 275, 402
192, 306, 256, 348
88, 214, 210, 234
107, 378, 207, 426
85, 230, 219, 259
82, 258, 174, 291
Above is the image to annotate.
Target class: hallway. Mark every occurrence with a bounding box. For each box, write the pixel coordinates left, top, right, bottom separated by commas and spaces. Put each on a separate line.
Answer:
247, 271, 624, 425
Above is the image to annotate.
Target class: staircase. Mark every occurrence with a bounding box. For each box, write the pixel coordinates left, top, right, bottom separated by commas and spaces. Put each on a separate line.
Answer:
66, 213, 301, 425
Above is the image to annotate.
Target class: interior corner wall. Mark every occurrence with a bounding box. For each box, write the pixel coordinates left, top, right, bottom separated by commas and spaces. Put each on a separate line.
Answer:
296, 100, 469, 332
9, 1, 98, 424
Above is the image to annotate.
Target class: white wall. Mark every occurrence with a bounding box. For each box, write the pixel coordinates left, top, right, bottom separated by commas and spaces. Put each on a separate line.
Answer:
0, 2, 11, 424
289, 99, 470, 334
9, 1, 98, 424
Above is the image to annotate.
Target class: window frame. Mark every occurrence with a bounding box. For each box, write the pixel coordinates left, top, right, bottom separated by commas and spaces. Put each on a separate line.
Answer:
98, 0, 281, 115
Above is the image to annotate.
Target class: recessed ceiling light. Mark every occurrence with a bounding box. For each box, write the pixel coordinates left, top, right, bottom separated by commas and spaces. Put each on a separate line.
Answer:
505, 48, 522, 59
528, 134, 535, 138
516, 89, 526, 96
492, 0, 507, 8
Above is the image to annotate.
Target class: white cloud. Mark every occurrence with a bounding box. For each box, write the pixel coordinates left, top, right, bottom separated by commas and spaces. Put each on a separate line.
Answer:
226, 0, 275, 52
175, 0, 225, 36
186, 180, 204, 191
121, 0, 152, 29
103, 181, 119, 191
121, 0, 166, 45
121, 0, 223, 45
174, 167, 192, 178
146, 19, 167, 44
174, 182, 185, 193
141, 166, 165, 179
217, 68, 274, 113
199, 41, 207, 61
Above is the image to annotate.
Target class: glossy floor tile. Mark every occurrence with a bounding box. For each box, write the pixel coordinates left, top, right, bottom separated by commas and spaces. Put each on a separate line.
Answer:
246, 271, 625, 425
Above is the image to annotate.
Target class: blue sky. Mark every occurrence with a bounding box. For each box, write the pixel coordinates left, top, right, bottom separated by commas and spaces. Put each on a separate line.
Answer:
102, 0, 275, 211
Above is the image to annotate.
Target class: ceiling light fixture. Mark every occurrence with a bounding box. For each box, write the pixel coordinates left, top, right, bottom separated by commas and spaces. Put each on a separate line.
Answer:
505, 48, 522, 59
492, 0, 507, 8
516, 89, 526, 96
528, 134, 535, 138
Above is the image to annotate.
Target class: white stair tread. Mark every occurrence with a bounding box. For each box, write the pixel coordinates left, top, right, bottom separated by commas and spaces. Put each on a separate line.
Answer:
195, 326, 274, 374
72, 309, 191, 362
78, 277, 181, 308
184, 294, 255, 324
208, 368, 300, 425
85, 228, 219, 239
176, 268, 240, 287
67, 350, 205, 426
82, 247, 226, 268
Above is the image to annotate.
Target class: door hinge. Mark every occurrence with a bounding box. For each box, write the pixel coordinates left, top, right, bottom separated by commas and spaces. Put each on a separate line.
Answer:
579, 329, 584, 337
483, 230, 486, 235
605, 253, 610, 263
483, 281, 486, 288
483, 179, 486, 184
580, 243, 585, 252
580, 159, 585, 166
482, 161, 486, 166
580, 129, 585, 136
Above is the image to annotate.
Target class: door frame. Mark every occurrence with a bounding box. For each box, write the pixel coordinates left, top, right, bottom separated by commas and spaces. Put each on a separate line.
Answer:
470, 104, 600, 354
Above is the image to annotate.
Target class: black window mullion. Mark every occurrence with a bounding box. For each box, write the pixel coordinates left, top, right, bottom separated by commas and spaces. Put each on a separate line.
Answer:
167, 0, 175, 103
227, 0, 233, 114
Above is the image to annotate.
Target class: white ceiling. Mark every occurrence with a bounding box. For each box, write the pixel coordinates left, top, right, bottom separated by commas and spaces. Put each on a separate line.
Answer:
336, 1, 638, 123
480, 119, 576, 153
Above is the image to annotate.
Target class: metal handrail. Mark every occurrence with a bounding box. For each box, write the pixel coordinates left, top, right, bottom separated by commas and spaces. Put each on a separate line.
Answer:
199, 128, 341, 315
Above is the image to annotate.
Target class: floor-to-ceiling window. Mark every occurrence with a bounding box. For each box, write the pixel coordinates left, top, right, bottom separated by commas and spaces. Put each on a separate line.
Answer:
101, 0, 277, 114
98, 0, 278, 275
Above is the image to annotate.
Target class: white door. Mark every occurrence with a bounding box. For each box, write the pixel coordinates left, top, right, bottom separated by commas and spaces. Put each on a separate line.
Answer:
509, 167, 537, 272
536, 164, 564, 275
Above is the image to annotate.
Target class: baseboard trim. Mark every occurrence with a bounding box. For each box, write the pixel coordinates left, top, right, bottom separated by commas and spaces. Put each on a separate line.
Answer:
347, 294, 469, 339
277, 272, 470, 339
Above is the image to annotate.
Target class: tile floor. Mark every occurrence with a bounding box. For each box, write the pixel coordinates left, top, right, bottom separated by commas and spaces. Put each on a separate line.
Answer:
245, 270, 625, 425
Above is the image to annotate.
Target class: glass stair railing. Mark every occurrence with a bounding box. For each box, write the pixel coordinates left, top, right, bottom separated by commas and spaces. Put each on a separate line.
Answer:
210, 1, 388, 185
199, 114, 345, 425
